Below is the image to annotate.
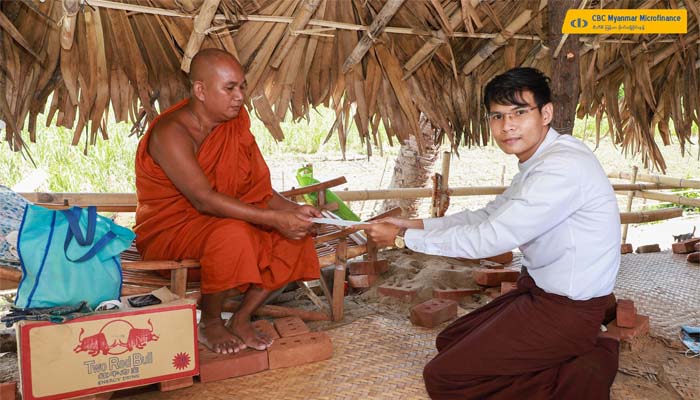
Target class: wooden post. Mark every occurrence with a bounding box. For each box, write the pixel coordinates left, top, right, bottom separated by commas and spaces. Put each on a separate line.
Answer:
332, 237, 347, 321
547, 0, 580, 135
342, 0, 406, 73
439, 151, 451, 216
61, 0, 80, 50
181, 0, 221, 73
621, 166, 638, 244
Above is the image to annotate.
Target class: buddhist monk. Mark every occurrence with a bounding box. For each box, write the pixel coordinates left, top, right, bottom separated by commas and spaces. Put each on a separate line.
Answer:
135, 49, 321, 354
355, 68, 620, 399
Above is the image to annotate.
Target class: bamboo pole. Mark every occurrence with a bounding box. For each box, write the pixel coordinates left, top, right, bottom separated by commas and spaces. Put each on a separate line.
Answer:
270, 0, 323, 69
608, 172, 700, 190
461, 9, 532, 75
18, 183, 675, 209
621, 166, 638, 244
342, 0, 406, 73
619, 208, 682, 224
60, 0, 80, 50
621, 191, 700, 209
180, 0, 221, 73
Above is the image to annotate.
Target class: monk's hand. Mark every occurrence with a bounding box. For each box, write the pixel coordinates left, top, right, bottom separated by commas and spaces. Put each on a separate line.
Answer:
272, 210, 313, 240
296, 204, 322, 219
350, 222, 400, 248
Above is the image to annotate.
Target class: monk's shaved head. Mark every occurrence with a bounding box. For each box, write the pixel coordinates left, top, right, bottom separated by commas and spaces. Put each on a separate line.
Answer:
188, 48, 247, 121
189, 48, 242, 84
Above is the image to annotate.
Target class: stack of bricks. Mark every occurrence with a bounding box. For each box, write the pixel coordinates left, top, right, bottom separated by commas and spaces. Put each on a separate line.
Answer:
347, 260, 389, 289
600, 299, 650, 341
674, 238, 700, 263
671, 237, 699, 254
199, 317, 332, 382
472, 269, 520, 287
377, 282, 420, 301
410, 298, 458, 328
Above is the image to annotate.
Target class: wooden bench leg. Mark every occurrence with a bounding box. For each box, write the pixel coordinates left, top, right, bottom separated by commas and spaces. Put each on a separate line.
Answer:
332, 238, 347, 322
170, 267, 188, 298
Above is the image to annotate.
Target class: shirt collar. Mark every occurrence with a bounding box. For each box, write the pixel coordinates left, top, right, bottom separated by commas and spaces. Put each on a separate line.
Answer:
518, 127, 559, 172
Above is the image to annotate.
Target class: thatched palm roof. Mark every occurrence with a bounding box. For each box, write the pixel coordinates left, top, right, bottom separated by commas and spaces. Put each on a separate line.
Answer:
0, 0, 698, 171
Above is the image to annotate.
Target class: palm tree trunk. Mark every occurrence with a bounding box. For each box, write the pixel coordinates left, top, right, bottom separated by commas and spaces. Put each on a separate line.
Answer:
379, 113, 440, 217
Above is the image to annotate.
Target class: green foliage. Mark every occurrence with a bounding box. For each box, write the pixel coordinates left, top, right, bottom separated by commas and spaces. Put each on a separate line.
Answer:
1, 117, 139, 192
250, 106, 387, 155
1, 105, 387, 191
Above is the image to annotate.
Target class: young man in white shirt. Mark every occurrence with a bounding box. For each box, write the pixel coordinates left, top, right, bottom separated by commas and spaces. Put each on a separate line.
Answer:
356, 67, 621, 399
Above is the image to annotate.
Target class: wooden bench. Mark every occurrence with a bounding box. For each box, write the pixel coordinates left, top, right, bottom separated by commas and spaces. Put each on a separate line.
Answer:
1, 178, 399, 321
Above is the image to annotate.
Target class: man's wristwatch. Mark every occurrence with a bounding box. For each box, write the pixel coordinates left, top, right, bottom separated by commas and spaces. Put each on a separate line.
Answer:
394, 228, 407, 249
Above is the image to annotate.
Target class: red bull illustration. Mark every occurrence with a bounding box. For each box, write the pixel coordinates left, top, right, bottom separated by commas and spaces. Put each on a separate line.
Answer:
74, 319, 159, 356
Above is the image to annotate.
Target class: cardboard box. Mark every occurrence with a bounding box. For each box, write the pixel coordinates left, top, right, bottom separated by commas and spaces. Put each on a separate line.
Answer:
17, 299, 198, 400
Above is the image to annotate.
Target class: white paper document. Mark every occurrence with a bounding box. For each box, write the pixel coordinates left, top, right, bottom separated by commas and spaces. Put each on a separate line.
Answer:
310, 217, 365, 227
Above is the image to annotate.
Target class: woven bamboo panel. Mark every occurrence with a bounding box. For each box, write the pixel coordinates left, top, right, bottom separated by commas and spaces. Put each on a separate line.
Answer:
615, 250, 700, 341
125, 315, 439, 400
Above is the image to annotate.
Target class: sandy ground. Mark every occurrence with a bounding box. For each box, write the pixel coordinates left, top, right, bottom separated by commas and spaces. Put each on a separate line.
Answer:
1, 139, 699, 398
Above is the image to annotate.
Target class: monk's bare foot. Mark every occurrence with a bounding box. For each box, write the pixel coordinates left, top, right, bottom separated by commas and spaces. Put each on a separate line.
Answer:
227, 314, 273, 351
198, 318, 246, 354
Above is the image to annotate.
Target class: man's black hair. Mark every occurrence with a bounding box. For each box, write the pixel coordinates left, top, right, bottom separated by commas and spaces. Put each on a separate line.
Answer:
483, 67, 552, 112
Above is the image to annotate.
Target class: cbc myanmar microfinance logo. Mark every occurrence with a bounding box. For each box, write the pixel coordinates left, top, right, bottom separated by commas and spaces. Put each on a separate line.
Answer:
570, 17, 589, 29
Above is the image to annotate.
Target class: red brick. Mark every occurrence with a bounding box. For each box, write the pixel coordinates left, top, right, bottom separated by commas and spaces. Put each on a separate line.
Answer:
616, 299, 637, 328
672, 238, 700, 254
472, 269, 520, 287
410, 298, 458, 328
0, 382, 16, 400
252, 319, 280, 340
635, 244, 660, 253
620, 243, 633, 254
500, 281, 518, 295
377, 283, 420, 300
348, 260, 389, 275
348, 274, 379, 288
687, 252, 700, 263
199, 347, 269, 382
273, 316, 310, 338
485, 252, 513, 264
601, 315, 649, 341
268, 332, 333, 369
432, 287, 481, 301
158, 376, 193, 392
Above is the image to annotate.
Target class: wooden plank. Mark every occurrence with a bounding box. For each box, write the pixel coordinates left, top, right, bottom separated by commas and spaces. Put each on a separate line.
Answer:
332, 237, 347, 321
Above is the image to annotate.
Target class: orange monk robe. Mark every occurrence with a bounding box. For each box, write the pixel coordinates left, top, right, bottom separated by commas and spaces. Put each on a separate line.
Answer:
134, 99, 320, 294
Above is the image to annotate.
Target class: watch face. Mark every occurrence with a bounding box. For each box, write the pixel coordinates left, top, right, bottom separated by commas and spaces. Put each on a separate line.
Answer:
394, 235, 405, 248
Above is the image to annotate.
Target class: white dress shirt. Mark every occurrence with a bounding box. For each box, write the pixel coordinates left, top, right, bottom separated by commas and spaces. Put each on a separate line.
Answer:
405, 128, 621, 300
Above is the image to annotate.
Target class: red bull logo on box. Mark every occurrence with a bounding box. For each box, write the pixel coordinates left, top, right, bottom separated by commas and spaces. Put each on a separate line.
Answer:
73, 319, 159, 356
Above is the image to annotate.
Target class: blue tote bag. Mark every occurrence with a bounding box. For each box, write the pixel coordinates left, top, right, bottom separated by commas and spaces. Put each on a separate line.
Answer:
15, 204, 135, 309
